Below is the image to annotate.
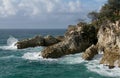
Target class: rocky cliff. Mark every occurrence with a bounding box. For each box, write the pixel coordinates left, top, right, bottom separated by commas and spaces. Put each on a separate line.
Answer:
82, 20, 120, 68
16, 19, 120, 68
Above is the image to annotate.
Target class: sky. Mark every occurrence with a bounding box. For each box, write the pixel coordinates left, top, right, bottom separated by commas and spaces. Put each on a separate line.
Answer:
0, 0, 107, 29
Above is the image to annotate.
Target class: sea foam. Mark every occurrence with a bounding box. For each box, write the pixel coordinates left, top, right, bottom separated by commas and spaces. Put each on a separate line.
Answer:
22, 52, 84, 64
22, 52, 57, 62
0, 36, 18, 50
86, 54, 120, 77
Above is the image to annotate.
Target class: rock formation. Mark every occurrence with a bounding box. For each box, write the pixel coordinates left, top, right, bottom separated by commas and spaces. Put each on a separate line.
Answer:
82, 20, 120, 68
98, 20, 120, 68
41, 23, 97, 58
16, 18, 120, 69
16, 35, 60, 49
82, 44, 98, 60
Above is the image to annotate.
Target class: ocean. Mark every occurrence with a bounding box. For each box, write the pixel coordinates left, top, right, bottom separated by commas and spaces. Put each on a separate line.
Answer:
0, 29, 119, 78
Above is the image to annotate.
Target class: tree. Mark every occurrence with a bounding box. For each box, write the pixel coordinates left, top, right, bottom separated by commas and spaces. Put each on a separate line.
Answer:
100, 0, 120, 21
88, 11, 99, 22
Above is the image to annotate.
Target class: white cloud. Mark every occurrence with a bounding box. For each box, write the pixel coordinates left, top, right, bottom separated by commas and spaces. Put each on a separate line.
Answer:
0, 0, 17, 17
0, 0, 81, 17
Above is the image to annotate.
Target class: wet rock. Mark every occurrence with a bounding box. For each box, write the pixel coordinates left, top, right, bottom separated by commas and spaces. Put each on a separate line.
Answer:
82, 45, 98, 60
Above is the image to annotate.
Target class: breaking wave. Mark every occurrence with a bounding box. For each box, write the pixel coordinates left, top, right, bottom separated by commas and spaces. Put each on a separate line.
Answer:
0, 36, 18, 50
86, 54, 120, 77
22, 52, 84, 64
21, 50, 120, 77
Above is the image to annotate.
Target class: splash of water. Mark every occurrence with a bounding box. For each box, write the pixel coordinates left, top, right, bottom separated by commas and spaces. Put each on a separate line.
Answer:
22, 52, 84, 64
86, 54, 120, 77
0, 36, 18, 50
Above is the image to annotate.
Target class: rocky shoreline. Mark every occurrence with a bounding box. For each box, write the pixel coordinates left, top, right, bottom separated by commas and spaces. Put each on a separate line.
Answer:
15, 20, 120, 69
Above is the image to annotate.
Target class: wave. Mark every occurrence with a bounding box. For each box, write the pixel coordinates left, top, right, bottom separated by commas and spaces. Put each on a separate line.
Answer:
58, 53, 84, 64
22, 52, 84, 64
22, 52, 58, 62
0, 55, 19, 60
86, 54, 120, 77
22, 51, 120, 77
0, 36, 18, 50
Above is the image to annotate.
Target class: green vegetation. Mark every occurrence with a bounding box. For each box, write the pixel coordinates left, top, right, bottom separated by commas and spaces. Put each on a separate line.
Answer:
77, 0, 120, 44
88, 0, 120, 22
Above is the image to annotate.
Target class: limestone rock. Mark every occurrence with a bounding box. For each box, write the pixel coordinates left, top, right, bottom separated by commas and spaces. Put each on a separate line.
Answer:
97, 20, 120, 68
41, 23, 97, 58
82, 45, 98, 60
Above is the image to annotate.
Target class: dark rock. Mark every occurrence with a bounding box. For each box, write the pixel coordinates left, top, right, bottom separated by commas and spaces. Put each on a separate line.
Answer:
44, 35, 60, 46
55, 36, 64, 41
16, 35, 44, 49
16, 35, 60, 49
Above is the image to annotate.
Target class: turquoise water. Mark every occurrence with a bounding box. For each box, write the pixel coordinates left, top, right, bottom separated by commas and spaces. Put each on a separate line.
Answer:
0, 29, 119, 78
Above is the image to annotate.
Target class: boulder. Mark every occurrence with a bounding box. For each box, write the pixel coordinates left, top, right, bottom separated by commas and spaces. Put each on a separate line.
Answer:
82, 45, 98, 60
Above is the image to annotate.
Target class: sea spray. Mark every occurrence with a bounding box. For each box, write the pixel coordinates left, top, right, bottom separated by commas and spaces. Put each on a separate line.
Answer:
22, 52, 84, 64
0, 36, 18, 50
86, 54, 120, 77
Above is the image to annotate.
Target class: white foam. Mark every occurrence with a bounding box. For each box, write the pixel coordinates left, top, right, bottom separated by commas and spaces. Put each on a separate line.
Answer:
22, 52, 84, 64
0, 36, 18, 50
58, 53, 84, 64
86, 54, 120, 77
22, 52, 57, 62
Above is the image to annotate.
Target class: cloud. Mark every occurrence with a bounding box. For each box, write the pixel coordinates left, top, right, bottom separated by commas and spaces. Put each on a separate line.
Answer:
0, 0, 107, 29
0, 0, 81, 17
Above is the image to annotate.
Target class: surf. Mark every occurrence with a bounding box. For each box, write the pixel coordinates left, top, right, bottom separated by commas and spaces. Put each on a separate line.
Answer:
0, 36, 18, 50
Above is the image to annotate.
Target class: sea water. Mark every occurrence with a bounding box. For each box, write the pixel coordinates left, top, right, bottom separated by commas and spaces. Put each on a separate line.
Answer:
0, 29, 119, 78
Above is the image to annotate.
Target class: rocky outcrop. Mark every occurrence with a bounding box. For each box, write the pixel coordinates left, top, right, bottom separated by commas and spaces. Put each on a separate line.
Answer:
97, 20, 120, 67
16, 35, 45, 49
82, 45, 98, 60
55, 36, 64, 41
100, 46, 120, 69
16, 35, 60, 49
44, 35, 59, 46
82, 20, 120, 68
41, 23, 97, 58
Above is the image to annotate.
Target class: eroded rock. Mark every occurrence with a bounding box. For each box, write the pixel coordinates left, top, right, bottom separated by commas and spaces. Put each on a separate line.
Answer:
82, 45, 98, 60
16, 35, 60, 49
16, 35, 45, 49
42, 23, 97, 58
